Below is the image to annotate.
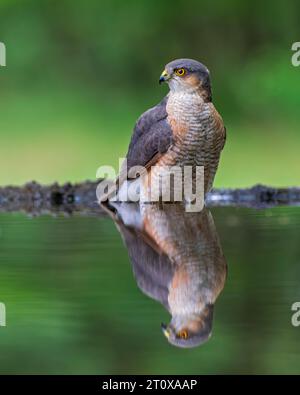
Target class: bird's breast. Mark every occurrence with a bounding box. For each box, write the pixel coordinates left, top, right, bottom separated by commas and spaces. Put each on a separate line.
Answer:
152, 91, 225, 193
165, 92, 218, 164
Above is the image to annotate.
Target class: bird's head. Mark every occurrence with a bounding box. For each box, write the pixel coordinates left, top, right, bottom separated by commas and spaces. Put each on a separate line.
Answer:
159, 58, 212, 100
161, 304, 214, 348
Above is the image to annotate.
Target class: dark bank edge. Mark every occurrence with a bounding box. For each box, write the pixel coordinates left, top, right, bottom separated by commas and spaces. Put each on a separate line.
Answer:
0, 182, 300, 215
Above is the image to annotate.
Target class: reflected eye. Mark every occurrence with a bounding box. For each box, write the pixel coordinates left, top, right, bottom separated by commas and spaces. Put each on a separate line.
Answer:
175, 68, 186, 77
178, 330, 188, 339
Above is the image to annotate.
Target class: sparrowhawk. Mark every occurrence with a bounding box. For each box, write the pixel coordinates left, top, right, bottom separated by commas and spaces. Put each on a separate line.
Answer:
117, 58, 226, 199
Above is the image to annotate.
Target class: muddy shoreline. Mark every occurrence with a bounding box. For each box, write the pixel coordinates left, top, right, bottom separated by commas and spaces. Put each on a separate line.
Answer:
0, 181, 299, 216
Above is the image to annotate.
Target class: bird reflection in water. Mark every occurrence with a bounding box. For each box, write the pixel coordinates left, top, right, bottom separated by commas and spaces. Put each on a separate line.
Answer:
106, 202, 227, 348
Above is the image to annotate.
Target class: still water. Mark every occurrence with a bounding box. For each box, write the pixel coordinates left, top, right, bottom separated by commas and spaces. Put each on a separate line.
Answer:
0, 205, 300, 374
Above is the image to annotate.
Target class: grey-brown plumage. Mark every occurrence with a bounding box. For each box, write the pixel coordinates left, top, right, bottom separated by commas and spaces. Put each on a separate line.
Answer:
126, 96, 173, 170
123, 58, 226, 194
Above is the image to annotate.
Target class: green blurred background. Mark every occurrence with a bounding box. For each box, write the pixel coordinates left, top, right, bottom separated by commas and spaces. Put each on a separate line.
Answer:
0, 0, 299, 187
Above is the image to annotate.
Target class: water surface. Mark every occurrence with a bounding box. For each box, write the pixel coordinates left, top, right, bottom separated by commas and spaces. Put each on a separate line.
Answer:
0, 206, 300, 374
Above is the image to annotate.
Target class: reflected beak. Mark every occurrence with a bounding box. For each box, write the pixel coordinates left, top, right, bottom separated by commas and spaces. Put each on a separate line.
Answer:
159, 69, 170, 84
161, 323, 170, 338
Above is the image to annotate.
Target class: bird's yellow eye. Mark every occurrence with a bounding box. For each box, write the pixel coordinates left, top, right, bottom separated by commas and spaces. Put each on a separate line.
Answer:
175, 68, 186, 77
178, 330, 188, 339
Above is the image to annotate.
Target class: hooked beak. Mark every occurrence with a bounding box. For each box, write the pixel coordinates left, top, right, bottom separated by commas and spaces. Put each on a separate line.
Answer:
161, 323, 170, 339
159, 69, 170, 84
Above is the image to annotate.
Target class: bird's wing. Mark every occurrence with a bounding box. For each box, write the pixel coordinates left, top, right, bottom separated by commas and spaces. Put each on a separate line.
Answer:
125, 96, 173, 171
117, 222, 173, 312
102, 97, 172, 201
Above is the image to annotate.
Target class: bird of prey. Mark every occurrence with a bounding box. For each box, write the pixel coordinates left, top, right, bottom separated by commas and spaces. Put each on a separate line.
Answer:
110, 201, 227, 348
117, 58, 226, 200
